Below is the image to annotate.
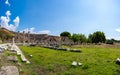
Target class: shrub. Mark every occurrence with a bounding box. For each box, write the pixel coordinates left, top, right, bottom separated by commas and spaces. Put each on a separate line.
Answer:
106, 40, 114, 45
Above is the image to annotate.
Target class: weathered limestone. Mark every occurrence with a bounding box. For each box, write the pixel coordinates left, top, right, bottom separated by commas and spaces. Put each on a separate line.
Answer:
23, 31, 25, 46
72, 61, 77, 66
0, 28, 74, 46
72, 61, 82, 66
7, 56, 18, 62
0, 66, 19, 75
116, 58, 120, 65
10, 44, 30, 64
12, 37, 15, 45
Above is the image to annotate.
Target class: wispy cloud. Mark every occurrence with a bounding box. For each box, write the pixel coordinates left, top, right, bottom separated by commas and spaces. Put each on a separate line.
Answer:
13, 16, 20, 27
0, 10, 20, 31
20, 27, 51, 34
20, 27, 35, 33
106, 36, 120, 40
38, 30, 51, 34
5, 0, 10, 6
6, 10, 11, 17
115, 28, 120, 32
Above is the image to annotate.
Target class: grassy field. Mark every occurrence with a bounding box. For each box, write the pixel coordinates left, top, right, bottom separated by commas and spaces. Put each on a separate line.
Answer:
19, 45, 120, 75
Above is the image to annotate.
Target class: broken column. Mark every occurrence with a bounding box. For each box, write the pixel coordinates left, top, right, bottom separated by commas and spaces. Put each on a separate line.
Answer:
12, 37, 15, 45
23, 31, 25, 45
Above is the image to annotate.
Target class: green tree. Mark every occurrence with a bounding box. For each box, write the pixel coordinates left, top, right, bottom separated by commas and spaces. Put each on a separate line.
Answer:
71, 33, 87, 44
71, 33, 79, 44
88, 31, 106, 43
79, 34, 87, 43
60, 31, 71, 38
87, 34, 93, 43
106, 39, 114, 44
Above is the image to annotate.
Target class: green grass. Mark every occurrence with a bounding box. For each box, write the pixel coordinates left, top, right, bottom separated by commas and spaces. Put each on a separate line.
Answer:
19, 45, 120, 75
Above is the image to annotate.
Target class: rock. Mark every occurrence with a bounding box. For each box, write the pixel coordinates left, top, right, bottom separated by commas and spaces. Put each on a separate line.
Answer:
9, 51, 16, 54
116, 58, 120, 64
70, 49, 81, 52
7, 56, 18, 62
0, 66, 19, 75
78, 62, 82, 66
56, 48, 67, 51
72, 61, 77, 66
30, 55, 33, 57
17, 51, 21, 55
22, 58, 27, 62
26, 61, 30, 64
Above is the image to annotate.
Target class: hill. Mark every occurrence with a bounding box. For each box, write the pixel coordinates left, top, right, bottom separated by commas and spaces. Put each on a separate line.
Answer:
0, 28, 15, 42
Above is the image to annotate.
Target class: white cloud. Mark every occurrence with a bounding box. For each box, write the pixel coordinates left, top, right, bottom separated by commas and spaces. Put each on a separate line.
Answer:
38, 30, 51, 34
13, 16, 20, 27
0, 10, 20, 31
20, 27, 35, 33
6, 10, 11, 17
20, 27, 51, 34
115, 28, 120, 32
5, 0, 10, 6
29, 27, 35, 33
1, 16, 9, 27
106, 36, 120, 40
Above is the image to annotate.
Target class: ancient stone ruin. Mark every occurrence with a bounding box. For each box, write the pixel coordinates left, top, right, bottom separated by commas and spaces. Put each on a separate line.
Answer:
0, 27, 74, 46
0, 66, 19, 75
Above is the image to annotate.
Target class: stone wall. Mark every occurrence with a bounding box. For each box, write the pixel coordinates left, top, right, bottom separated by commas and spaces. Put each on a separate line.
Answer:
0, 28, 73, 46
14, 32, 63, 46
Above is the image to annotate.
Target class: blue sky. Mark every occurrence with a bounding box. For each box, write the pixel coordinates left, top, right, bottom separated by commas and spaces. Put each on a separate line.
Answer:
0, 0, 120, 40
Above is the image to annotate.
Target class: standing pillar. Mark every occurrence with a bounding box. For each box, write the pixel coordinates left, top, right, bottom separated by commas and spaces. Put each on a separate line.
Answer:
12, 37, 15, 45
0, 25, 1, 29
28, 31, 30, 44
17, 31, 20, 43
33, 34, 35, 44
23, 31, 25, 45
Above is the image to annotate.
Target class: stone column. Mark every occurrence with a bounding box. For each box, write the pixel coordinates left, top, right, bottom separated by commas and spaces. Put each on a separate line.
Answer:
23, 31, 25, 45
17, 31, 20, 43
0, 25, 1, 29
28, 31, 30, 44
33, 34, 35, 44
12, 37, 15, 45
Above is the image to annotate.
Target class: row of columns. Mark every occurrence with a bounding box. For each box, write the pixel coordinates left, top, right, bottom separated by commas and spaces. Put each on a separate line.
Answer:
15, 31, 32, 45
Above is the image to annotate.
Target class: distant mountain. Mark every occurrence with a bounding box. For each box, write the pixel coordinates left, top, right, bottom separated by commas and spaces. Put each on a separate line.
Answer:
0, 27, 15, 41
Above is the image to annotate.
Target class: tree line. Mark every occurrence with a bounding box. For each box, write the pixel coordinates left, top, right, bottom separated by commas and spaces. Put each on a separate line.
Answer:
60, 31, 109, 44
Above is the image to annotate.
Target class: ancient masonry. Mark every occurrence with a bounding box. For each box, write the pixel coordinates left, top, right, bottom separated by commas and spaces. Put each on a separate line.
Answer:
0, 26, 73, 46
14, 31, 73, 46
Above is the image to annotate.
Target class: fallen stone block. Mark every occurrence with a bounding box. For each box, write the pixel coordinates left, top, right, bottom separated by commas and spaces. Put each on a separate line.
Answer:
7, 56, 18, 62
116, 58, 120, 65
26, 61, 30, 64
70, 49, 81, 52
56, 48, 67, 51
78, 62, 82, 66
72, 61, 77, 66
0, 66, 19, 75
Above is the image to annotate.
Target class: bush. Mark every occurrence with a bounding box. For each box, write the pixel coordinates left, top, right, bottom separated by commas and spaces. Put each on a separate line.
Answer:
106, 40, 114, 45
